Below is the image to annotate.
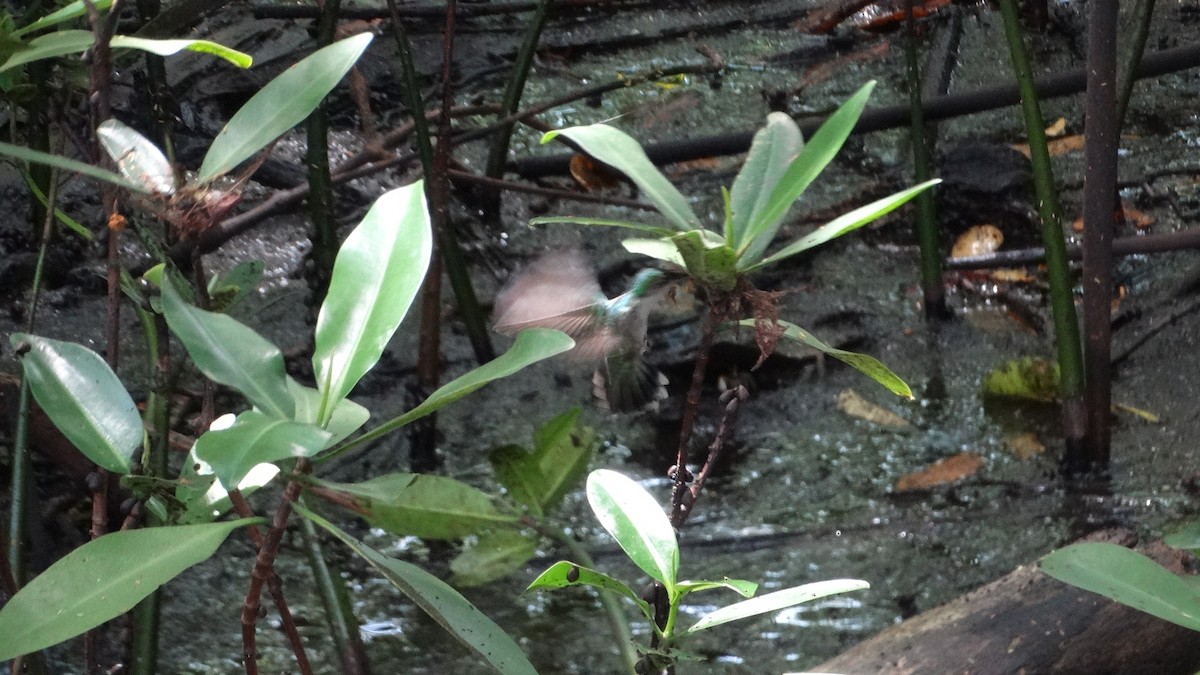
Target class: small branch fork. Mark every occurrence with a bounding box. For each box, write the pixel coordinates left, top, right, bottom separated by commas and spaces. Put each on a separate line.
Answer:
238, 461, 313, 675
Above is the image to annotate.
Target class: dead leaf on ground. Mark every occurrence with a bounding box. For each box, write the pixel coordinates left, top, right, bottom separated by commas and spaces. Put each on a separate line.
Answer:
837, 388, 913, 431
1011, 134, 1085, 159
1071, 203, 1156, 232
950, 224, 1004, 259
1005, 432, 1045, 460
895, 453, 984, 492
1044, 117, 1068, 137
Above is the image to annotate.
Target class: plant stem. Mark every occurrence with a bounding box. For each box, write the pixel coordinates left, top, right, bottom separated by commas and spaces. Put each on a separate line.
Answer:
670, 304, 720, 528
996, 0, 1086, 452
904, 0, 946, 320
480, 0, 553, 221
1078, 0, 1120, 469
298, 508, 371, 675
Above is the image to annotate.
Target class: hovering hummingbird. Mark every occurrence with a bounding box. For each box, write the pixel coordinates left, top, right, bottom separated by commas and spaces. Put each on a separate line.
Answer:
492, 250, 670, 412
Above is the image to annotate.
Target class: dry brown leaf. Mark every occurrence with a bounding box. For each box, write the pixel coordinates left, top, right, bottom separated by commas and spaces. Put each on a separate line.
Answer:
1011, 134, 1085, 159
895, 453, 984, 492
1044, 117, 1068, 137
950, 224, 1004, 259
569, 154, 622, 191
837, 388, 913, 431
1005, 432, 1045, 460
1071, 202, 1157, 233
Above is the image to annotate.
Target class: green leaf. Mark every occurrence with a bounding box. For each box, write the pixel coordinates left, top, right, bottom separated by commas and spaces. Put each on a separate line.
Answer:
0, 519, 260, 660
313, 474, 518, 540
528, 216, 676, 237
109, 35, 251, 68
161, 275, 295, 420
350, 328, 575, 447
313, 182, 431, 420
12, 0, 114, 38
193, 410, 331, 490
756, 320, 912, 398
671, 230, 738, 292
586, 469, 678, 590
207, 260, 265, 312
199, 32, 372, 181
0, 29, 92, 73
542, 124, 700, 231
0, 140, 141, 192
982, 356, 1060, 403
1163, 522, 1200, 551
526, 561, 652, 619
11, 334, 140, 474
1041, 543, 1200, 631
450, 530, 539, 587
686, 579, 870, 634
489, 408, 595, 515
738, 81, 875, 264
743, 179, 941, 272
730, 112, 803, 256
298, 505, 539, 675
1, 30, 250, 73
623, 238, 685, 267
97, 118, 175, 195
287, 378, 369, 444
676, 579, 758, 598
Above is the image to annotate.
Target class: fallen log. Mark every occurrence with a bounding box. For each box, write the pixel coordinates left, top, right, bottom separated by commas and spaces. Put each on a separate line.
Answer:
814, 529, 1200, 674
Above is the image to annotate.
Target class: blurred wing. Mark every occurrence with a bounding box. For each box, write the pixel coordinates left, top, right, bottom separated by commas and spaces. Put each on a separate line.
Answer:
492, 249, 606, 334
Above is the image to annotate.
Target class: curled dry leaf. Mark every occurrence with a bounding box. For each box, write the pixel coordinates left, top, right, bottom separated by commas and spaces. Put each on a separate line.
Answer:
1005, 432, 1045, 461
950, 224, 1004, 259
836, 388, 913, 431
895, 453, 984, 492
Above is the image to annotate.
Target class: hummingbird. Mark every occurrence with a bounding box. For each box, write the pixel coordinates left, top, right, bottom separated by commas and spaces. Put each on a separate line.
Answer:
492, 249, 670, 412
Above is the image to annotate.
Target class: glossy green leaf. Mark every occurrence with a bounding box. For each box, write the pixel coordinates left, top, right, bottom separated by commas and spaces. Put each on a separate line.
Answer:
313, 182, 431, 420
529, 216, 676, 237
1, 30, 250, 73
671, 230, 738, 292
0, 519, 260, 660
1041, 543, 1200, 631
542, 124, 700, 231
287, 378, 369, 443
755, 320, 912, 398
744, 179, 941, 272
489, 407, 595, 515
193, 410, 331, 489
738, 81, 875, 264
730, 112, 803, 255
199, 32, 372, 181
686, 579, 869, 634
97, 118, 175, 195
527, 561, 652, 619
348, 329, 576, 449
0, 140, 141, 192
0, 29, 92, 73
676, 579, 758, 598
450, 530, 539, 587
314, 473, 517, 540
11, 334, 140, 474
298, 505, 539, 675
982, 356, 1060, 403
161, 275, 294, 420
586, 469, 678, 590
109, 35, 251, 68
1163, 522, 1200, 551
12, 0, 114, 37
623, 238, 685, 267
